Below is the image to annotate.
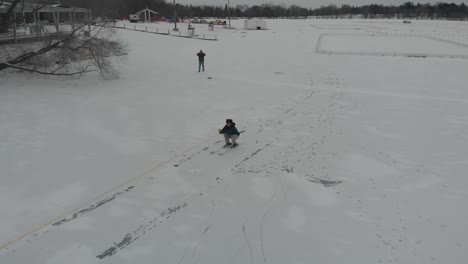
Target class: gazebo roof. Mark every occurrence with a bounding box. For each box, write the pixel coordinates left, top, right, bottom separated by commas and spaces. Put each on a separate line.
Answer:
134, 7, 159, 16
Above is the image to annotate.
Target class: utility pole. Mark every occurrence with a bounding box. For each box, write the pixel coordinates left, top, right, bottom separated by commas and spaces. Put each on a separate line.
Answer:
173, 0, 178, 31
228, 0, 231, 28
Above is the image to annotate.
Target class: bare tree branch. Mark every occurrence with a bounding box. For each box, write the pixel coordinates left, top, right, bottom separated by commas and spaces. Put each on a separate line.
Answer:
1, 24, 85, 69
4, 61, 95, 75
1, 22, 126, 78
1, 0, 126, 79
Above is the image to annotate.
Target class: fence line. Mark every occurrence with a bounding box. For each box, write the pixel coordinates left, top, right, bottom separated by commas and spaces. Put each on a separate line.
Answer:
112, 24, 218, 41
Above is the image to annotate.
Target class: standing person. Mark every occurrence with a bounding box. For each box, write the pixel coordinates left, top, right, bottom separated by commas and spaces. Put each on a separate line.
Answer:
218, 119, 240, 148
197, 50, 206, 72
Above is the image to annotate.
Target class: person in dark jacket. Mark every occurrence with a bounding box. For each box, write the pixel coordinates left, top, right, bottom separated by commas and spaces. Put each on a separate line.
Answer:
219, 119, 240, 147
197, 50, 206, 72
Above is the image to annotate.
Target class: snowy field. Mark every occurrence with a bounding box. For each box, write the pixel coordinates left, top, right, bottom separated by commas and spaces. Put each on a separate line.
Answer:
1, 19, 468, 263
317, 34, 468, 58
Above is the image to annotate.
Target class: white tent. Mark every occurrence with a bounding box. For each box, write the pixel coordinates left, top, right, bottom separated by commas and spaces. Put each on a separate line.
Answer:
244, 18, 267, 30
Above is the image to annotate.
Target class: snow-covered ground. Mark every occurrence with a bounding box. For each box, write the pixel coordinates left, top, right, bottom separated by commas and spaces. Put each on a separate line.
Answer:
1, 19, 468, 263
317, 34, 468, 58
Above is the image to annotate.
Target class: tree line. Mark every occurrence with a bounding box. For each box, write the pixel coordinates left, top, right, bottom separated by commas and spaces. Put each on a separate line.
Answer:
311, 2, 468, 19
57, 0, 468, 20
2, 0, 468, 20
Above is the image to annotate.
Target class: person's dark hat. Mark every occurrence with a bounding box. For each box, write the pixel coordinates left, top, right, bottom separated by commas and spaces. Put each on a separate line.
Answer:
226, 119, 233, 124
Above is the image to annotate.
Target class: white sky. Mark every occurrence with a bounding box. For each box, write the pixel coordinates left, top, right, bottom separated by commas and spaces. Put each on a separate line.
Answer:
176, 0, 468, 9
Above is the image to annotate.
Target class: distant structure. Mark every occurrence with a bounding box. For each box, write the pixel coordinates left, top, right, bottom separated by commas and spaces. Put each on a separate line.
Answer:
129, 7, 159, 23
244, 18, 267, 30
0, 2, 92, 43
0, 2, 92, 26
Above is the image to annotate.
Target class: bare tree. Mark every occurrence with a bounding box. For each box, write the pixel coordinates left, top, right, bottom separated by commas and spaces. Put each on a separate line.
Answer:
1, 0, 126, 78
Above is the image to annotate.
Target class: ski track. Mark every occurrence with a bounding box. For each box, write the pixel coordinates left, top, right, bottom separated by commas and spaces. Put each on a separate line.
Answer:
53, 186, 136, 226
242, 223, 254, 264
173, 144, 218, 167
3, 80, 345, 259
96, 201, 188, 259
95, 83, 340, 260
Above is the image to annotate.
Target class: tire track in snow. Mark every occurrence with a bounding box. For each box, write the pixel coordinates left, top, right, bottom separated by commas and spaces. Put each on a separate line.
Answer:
96, 201, 188, 259
53, 186, 135, 226
0, 132, 221, 252
177, 200, 216, 264
243, 223, 254, 264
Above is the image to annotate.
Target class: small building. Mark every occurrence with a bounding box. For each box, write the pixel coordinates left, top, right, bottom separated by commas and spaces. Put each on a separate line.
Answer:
244, 18, 266, 30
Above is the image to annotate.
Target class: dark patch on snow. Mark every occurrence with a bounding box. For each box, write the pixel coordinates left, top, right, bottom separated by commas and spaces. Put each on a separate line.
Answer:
308, 177, 342, 187
173, 145, 212, 167
237, 144, 271, 164
96, 201, 188, 259
96, 233, 136, 259
282, 166, 294, 173
53, 186, 135, 226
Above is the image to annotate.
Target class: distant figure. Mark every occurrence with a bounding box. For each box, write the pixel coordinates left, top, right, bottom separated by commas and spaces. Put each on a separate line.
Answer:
197, 50, 206, 72
218, 119, 240, 148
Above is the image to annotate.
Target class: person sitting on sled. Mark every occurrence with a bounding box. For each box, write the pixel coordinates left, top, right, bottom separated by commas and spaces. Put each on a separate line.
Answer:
219, 119, 240, 148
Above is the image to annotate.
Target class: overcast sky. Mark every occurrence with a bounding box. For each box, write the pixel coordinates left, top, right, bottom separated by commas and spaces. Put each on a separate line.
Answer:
176, 0, 468, 9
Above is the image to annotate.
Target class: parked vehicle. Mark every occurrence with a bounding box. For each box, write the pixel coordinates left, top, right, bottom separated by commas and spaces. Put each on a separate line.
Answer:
129, 14, 140, 23
191, 19, 207, 24
214, 20, 226, 25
